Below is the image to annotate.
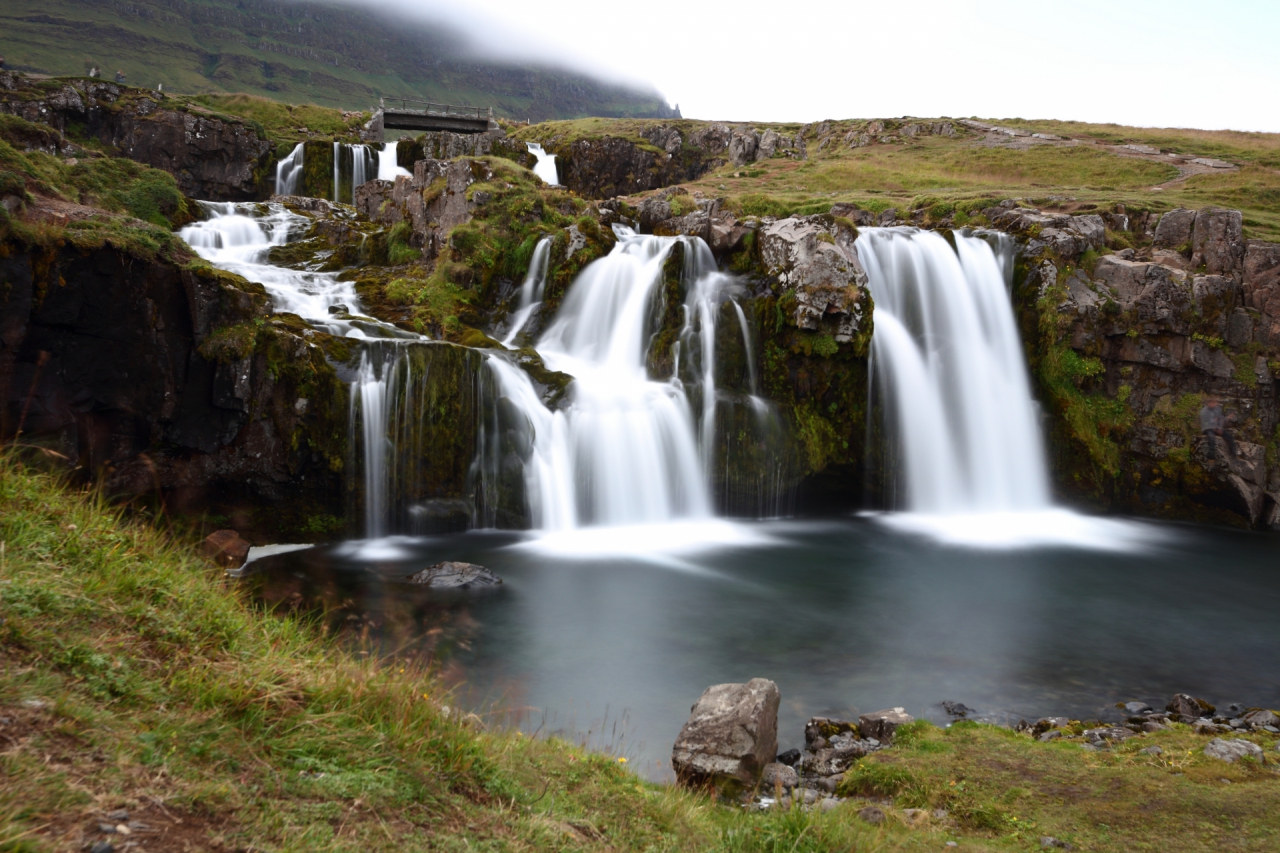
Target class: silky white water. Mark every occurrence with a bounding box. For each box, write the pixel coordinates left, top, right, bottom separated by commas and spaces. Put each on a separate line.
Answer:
859, 227, 1048, 512
377, 142, 412, 182
275, 142, 305, 196
857, 227, 1150, 550
501, 236, 552, 346
178, 202, 427, 537
527, 142, 560, 186
487, 227, 767, 534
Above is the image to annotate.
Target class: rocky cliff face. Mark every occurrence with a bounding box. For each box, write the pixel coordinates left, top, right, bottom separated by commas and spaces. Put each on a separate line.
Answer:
0, 71, 272, 201
1012, 203, 1280, 528
0, 224, 350, 537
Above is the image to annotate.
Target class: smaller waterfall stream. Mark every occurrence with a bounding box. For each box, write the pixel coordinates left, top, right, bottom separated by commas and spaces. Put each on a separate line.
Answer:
377, 142, 412, 182
527, 142, 560, 186
501, 237, 552, 346
487, 227, 780, 538
275, 142, 305, 196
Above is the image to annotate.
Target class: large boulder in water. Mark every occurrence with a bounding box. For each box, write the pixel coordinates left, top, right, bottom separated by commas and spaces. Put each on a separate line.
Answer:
672, 678, 780, 793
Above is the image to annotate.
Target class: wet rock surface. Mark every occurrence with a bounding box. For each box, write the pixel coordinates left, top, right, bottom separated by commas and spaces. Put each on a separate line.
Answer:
405, 561, 502, 589
1017, 201, 1280, 528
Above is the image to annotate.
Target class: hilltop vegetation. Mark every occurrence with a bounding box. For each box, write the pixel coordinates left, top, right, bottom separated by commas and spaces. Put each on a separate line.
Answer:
524, 116, 1280, 242
0, 0, 677, 121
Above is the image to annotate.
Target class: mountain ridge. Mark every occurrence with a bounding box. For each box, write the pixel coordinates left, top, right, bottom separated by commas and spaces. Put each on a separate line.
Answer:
0, 0, 679, 121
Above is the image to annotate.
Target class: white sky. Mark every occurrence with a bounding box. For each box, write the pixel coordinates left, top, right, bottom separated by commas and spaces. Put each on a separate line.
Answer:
332, 0, 1280, 132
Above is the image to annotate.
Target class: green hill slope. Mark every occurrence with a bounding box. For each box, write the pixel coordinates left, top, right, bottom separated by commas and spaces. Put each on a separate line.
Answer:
0, 0, 678, 121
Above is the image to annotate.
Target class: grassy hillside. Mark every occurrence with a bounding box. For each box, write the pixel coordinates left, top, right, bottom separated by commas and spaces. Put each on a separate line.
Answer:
524, 117, 1280, 241
0, 0, 676, 121
2, 455, 1279, 852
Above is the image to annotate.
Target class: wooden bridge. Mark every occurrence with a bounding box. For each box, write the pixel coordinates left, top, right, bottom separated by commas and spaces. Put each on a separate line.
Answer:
367, 98, 495, 141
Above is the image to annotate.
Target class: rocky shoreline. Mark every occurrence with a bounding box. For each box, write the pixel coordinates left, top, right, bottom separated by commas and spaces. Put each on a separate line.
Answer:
672, 679, 1280, 817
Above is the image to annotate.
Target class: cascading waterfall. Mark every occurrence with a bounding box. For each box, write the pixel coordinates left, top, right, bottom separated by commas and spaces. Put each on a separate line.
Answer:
329, 142, 409, 204
486, 227, 775, 530
857, 227, 1050, 513
275, 142, 305, 196
178, 202, 368, 335
377, 142, 412, 182
501, 236, 552, 346
527, 142, 560, 186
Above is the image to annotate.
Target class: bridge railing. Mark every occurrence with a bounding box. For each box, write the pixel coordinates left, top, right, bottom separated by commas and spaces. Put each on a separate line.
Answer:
379, 97, 490, 120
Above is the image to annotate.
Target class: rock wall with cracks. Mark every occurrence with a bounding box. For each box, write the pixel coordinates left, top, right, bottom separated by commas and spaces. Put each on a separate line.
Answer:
1010, 202, 1280, 528
0, 232, 352, 538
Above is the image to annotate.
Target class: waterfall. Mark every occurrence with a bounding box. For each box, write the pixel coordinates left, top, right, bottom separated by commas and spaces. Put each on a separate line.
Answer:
178, 202, 376, 337
349, 342, 497, 537
377, 141, 411, 182
275, 142, 304, 196
501, 236, 552, 346
487, 227, 772, 530
857, 227, 1050, 513
527, 142, 560, 186
332, 143, 378, 204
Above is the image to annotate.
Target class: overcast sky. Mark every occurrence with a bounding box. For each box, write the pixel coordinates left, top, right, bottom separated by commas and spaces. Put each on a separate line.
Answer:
332, 0, 1280, 132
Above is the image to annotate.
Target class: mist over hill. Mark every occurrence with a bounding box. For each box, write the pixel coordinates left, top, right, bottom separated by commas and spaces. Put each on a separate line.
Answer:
0, 0, 679, 120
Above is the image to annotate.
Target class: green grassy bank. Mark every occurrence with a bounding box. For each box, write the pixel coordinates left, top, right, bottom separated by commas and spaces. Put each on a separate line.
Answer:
3, 458, 1280, 851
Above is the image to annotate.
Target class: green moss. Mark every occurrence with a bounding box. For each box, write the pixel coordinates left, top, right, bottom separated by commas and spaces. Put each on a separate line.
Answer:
386, 221, 418, 265
198, 320, 261, 363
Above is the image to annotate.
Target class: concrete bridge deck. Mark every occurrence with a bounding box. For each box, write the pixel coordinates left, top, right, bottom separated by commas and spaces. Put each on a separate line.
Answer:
367, 98, 496, 141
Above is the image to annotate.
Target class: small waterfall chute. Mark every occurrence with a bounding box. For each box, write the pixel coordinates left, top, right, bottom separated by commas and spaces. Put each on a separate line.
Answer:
275, 142, 304, 196
527, 142, 560, 186
501, 236, 553, 346
331, 143, 378, 204
376, 141, 411, 182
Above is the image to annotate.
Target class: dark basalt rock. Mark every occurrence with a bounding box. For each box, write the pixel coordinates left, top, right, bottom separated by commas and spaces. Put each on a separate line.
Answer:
1167, 693, 1216, 720
0, 232, 348, 537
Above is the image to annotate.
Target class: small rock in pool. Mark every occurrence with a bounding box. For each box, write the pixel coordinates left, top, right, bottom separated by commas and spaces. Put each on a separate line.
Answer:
940, 700, 974, 718
405, 561, 502, 589
1120, 701, 1153, 716
1167, 693, 1215, 719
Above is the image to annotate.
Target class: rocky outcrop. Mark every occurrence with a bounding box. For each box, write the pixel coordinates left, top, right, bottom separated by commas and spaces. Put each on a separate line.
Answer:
0, 230, 349, 536
671, 678, 780, 793
758, 216, 871, 344
0, 71, 272, 201
539, 122, 804, 200
355, 158, 492, 260
1018, 202, 1280, 528
396, 128, 531, 167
